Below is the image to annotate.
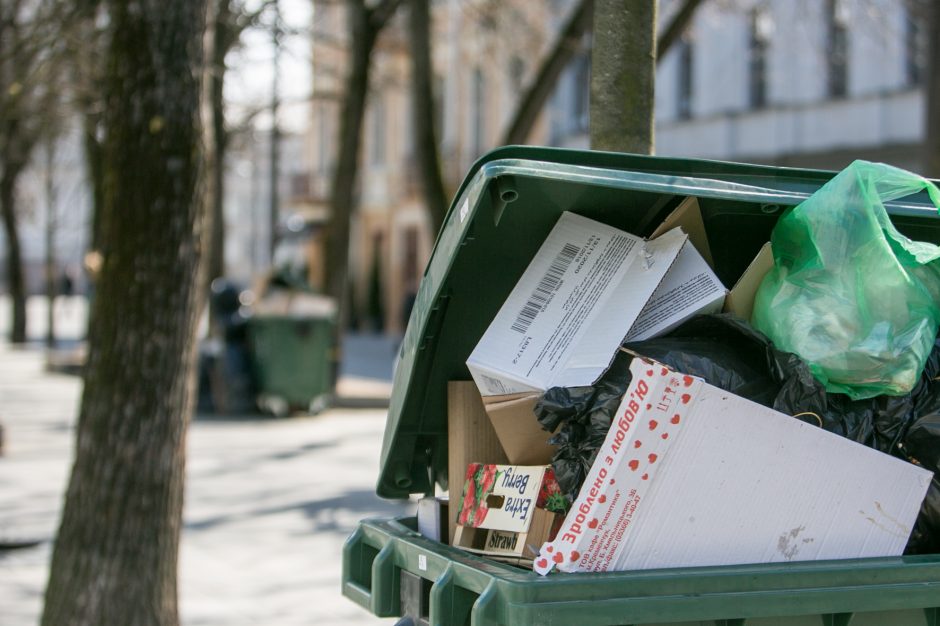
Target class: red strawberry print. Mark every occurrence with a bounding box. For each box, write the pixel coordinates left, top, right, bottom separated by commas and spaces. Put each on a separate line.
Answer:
628, 459, 639, 471
634, 439, 642, 448
598, 494, 606, 503
671, 414, 680, 425
641, 473, 649, 480
648, 420, 658, 430
681, 393, 691, 404
648, 453, 658, 463
661, 432, 669, 440
683, 375, 694, 387
588, 518, 598, 529
537, 558, 548, 569
553, 552, 564, 564
571, 551, 581, 562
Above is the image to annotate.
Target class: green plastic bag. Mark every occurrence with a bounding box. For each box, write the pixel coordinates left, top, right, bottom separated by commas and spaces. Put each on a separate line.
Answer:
752, 160, 940, 400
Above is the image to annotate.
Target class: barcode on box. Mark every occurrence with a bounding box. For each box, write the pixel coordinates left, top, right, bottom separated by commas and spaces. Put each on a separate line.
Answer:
511, 243, 580, 334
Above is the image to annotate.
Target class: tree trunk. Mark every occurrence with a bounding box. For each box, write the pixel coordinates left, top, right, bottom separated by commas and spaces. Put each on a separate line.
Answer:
408, 0, 448, 234
205, 0, 230, 336
45, 143, 57, 348
590, 0, 657, 153
41, 1, 208, 624
0, 169, 27, 344
925, 0, 940, 177
325, 0, 378, 386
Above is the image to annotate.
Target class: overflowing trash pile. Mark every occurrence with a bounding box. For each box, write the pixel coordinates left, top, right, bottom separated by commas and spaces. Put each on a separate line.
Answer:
436, 160, 940, 573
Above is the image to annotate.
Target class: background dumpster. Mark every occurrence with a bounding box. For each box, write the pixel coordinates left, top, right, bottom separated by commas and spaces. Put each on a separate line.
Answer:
248, 291, 335, 416
342, 146, 940, 625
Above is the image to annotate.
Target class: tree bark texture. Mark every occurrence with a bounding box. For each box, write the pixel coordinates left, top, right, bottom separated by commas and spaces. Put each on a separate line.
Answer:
590, 0, 657, 154
408, 0, 448, 235
925, 0, 940, 177
41, 0, 208, 624
325, 0, 401, 386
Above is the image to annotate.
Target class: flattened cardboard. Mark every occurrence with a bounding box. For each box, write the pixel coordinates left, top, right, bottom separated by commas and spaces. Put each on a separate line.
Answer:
724, 242, 774, 321
466, 212, 694, 397
535, 359, 933, 575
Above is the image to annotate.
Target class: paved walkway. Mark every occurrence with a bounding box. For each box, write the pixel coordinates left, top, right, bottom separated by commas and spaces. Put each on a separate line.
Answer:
0, 330, 412, 624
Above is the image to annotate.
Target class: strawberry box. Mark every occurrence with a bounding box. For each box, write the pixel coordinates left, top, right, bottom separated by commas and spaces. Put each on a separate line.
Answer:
452, 463, 567, 564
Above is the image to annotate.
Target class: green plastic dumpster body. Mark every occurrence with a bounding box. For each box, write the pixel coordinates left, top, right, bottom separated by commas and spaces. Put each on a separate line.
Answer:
248, 313, 333, 415
342, 146, 940, 625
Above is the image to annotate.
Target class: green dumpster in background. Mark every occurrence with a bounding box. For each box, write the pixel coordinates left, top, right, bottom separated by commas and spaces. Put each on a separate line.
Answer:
341, 146, 940, 625
247, 292, 335, 416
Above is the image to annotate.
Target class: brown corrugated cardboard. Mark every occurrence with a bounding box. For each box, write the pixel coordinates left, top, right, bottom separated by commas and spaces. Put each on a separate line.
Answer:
481, 393, 555, 465
724, 242, 774, 320
446, 382, 509, 544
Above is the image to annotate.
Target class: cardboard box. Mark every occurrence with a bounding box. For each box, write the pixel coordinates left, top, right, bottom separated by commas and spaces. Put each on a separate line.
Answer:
447, 382, 509, 544
453, 463, 566, 563
534, 358, 934, 575
467, 200, 726, 465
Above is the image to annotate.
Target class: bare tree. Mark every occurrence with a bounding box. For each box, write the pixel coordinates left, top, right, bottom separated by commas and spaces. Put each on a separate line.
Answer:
408, 0, 448, 233
324, 0, 403, 386
0, 0, 66, 343
41, 0, 209, 624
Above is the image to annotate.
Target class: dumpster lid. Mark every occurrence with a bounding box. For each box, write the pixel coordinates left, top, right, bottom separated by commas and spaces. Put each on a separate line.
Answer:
376, 146, 940, 499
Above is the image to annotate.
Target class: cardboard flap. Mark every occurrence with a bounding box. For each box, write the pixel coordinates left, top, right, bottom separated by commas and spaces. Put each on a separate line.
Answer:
724, 242, 774, 321
650, 196, 714, 268
484, 393, 556, 465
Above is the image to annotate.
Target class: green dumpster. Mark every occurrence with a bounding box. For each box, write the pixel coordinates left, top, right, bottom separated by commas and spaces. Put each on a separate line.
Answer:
247, 293, 335, 416
341, 146, 940, 625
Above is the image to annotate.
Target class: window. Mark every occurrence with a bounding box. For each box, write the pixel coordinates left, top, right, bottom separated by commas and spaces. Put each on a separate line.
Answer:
371, 95, 385, 166
677, 36, 694, 120
826, 0, 848, 99
905, 2, 926, 86
748, 8, 772, 109
472, 68, 486, 157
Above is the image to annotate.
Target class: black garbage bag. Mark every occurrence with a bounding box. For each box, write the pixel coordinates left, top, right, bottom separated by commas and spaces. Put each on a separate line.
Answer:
535, 313, 940, 553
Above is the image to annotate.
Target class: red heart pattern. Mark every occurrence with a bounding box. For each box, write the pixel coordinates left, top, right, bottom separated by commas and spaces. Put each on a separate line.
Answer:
598, 494, 606, 503
641, 473, 649, 480
671, 414, 680, 425
628, 459, 639, 471
648, 453, 658, 463
571, 551, 580, 562
683, 375, 694, 387
661, 432, 669, 440
648, 420, 658, 430
661, 367, 669, 375
537, 558, 548, 569
681, 393, 691, 404
634, 439, 642, 448
553, 552, 564, 564
588, 518, 598, 529
546, 545, 553, 553
646, 369, 654, 376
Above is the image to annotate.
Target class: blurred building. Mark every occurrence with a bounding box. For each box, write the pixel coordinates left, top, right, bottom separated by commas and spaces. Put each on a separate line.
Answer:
309, 0, 558, 334
553, 0, 928, 173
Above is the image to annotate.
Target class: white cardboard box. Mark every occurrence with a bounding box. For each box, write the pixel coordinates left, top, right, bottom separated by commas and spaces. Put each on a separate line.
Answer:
466, 212, 725, 398
534, 358, 934, 575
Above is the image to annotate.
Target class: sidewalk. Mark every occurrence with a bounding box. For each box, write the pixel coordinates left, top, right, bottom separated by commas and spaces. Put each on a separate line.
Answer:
0, 313, 412, 625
